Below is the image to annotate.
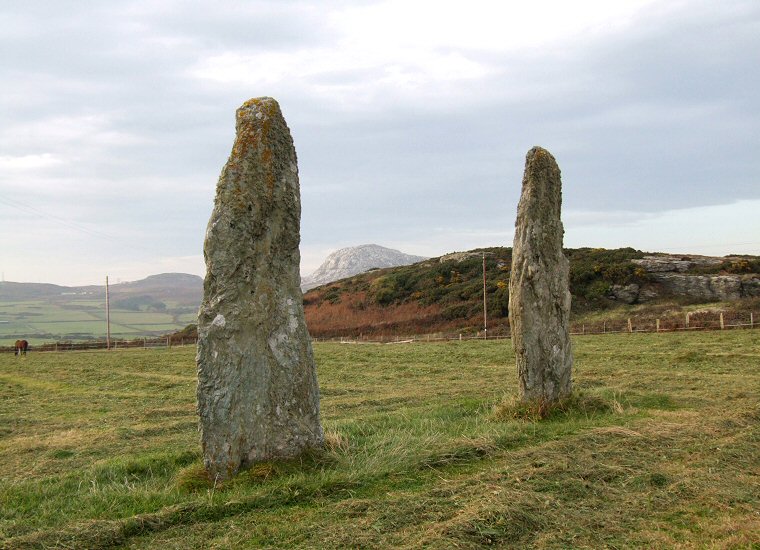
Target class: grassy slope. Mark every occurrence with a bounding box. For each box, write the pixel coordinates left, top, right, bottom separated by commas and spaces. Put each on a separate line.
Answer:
0, 332, 758, 548
303, 247, 760, 338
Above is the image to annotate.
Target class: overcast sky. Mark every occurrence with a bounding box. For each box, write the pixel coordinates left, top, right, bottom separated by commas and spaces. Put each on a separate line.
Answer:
1, 0, 758, 286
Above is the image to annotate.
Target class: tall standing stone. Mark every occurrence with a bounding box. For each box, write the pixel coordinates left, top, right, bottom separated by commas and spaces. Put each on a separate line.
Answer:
509, 146, 573, 403
197, 97, 323, 480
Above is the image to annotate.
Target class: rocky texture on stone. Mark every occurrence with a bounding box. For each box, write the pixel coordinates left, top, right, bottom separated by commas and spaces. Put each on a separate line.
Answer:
509, 147, 573, 403
609, 283, 641, 304
622, 255, 760, 303
197, 97, 323, 481
632, 255, 723, 273
743, 277, 760, 297
439, 251, 483, 263
605, 255, 760, 304
631, 255, 724, 273
648, 273, 757, 301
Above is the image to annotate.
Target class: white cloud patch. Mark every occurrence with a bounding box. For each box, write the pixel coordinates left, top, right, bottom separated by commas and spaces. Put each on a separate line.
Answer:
0, 153, 65, 171
565, 200, 760, 255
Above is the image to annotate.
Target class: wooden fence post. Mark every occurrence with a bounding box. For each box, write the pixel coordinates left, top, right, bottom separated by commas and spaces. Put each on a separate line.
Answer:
751, 312, 754, 328
685, 313, 690, 329
720, 312, 724, 330
603, 321, 606, 334
628, 318, 633, 333
656, 319, 660, 332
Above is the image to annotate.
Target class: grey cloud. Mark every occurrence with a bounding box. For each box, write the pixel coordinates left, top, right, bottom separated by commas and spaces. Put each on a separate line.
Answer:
1, 0, 758, 285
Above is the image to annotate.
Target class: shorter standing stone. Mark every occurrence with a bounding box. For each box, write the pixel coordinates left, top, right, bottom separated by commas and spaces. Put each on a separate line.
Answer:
196, 97, 323, 481
509, 146, 573, 403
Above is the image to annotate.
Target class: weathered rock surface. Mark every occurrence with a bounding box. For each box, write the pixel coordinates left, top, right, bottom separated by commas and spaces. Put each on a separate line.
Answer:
609, 283, 641, 304
509, 147, 573, 403
439, 251, 483, 263
650, 273, 750, 301
743, 276, 760, 297
617, 255, 760, 303
631, 255, 723, 273
197, 97, 323, 481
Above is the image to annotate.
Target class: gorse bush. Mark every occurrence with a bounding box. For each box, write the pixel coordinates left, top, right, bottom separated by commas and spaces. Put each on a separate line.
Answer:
567, 247, 647, 311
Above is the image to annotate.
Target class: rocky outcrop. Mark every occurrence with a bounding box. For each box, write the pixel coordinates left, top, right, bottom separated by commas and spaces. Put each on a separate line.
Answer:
509, 147, 573, 403
439, 251, 483, 263
197, 97, 323, 481
743, 277, 760, 297
649, 273, 758, 301
630, 255, 760, 302
609, 283, 640, 304
632, 255, 723, 273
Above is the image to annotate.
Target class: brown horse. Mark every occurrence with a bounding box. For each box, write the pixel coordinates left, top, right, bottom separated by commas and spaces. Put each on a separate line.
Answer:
14, 339, 28, 356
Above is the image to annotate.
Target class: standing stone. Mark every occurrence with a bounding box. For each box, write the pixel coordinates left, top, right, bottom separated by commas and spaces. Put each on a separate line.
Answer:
509, 146, 573, 403
197, 97, 323, 481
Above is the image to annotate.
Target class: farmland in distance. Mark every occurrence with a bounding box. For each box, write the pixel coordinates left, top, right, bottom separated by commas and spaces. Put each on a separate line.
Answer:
0, 273, 201, 345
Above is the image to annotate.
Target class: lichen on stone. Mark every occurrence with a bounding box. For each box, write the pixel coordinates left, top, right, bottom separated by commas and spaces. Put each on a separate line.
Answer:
197, 97, 323, 481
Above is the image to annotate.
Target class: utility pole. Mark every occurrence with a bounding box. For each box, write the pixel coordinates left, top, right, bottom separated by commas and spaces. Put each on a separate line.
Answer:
106, 275, 111, 350
483, 253, 488, 339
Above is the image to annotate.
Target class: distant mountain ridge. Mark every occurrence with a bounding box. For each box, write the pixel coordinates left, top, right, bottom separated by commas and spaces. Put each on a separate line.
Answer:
301, 244, 427, 291
0, 273, 203, 303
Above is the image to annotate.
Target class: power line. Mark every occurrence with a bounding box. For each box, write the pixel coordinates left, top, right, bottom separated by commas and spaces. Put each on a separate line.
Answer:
0, 195, 121, 243
0, 194, 179, 261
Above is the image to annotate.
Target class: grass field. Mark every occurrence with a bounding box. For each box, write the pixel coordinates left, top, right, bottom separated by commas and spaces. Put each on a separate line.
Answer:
1, 331, 758, 548
0, 300, 193, 346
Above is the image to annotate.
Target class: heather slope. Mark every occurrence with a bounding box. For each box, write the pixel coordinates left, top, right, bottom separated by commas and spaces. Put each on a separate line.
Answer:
303, 247, 760, 338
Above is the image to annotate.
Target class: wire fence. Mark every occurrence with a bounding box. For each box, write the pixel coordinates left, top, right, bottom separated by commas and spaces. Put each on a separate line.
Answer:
2, 310, 758, 352
313, 310, 760, 344
0, 337, 198, 354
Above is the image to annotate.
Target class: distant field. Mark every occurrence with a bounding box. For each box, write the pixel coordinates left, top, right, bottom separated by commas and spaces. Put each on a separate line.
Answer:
0, 299, 194, 345
0, 331, 757, 548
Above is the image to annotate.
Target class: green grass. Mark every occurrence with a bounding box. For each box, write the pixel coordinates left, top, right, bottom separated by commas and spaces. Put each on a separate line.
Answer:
1, 331, 758, 548
0, 299, 192, 345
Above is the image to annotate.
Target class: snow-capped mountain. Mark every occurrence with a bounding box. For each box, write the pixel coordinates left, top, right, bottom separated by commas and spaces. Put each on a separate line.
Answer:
301, 244, 426, 291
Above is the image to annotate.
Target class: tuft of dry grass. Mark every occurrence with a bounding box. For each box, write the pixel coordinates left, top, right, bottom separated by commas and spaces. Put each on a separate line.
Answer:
323, 429, 350, 454
175, 464, 212, 492
492, 389, 623, 421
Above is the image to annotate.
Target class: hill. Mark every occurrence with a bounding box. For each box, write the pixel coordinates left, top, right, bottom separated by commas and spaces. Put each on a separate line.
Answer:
303, 247, 760, 338
301, 244, 427, 291
4, 249, 760, 344
0, 273, 202, 344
